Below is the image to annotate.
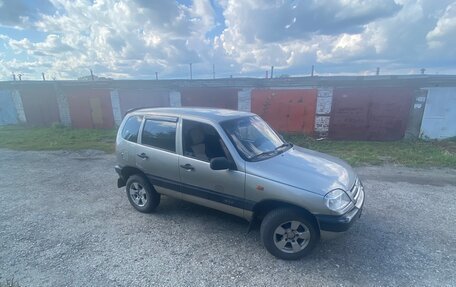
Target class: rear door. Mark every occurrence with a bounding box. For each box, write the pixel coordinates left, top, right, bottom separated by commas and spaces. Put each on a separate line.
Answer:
136, 116, 181, 198
177, 119, 246, 218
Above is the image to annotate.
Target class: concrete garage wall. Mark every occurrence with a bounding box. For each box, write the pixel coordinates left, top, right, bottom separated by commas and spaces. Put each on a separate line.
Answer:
420, 87, 456, 139
117, 88, 169, 116
404, 89, 428, 139
11, 90, 26, 123
0, 90, 18, 125
1, 76, 455, 139
181, 88, 238, 109
314, 88, 333, 138
55, 85, 72, 126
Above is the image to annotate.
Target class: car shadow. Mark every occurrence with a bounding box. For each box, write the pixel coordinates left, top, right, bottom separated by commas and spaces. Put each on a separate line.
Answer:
133, 194, 434, 284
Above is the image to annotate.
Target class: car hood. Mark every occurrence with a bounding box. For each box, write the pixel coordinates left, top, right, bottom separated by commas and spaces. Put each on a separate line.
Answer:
245, 146, 357, 196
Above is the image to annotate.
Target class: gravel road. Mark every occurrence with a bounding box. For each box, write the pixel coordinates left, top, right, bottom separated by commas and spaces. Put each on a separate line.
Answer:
0, 149, 455, 287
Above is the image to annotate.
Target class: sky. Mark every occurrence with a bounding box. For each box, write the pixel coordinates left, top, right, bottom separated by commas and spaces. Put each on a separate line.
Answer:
0, 0, 455, 80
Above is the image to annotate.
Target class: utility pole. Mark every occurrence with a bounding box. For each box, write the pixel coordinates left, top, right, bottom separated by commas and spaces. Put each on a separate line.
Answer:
311, 65, 315, 77
155, 72, 158, 80
376, 67, 380, 75
42, 72, 46, 81
90, 69, 94, 80
212, 64, 215, 79
189, 63, 193, 80
270, 66, 274, 79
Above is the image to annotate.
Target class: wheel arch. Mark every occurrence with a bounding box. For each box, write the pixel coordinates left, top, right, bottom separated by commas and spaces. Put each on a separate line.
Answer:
252, 200, 319, 231
117, 166, 148, 187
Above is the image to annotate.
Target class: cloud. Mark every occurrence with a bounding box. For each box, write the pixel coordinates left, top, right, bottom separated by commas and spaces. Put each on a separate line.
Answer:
216, 0, 456, 74
427, 2, 456, 57
0, 0, 455, 80
213, 0, 402, 73
1, 0, 219, 79
0, 0, 52, 28
9, 34, 73, 56
219, 0, 401, 43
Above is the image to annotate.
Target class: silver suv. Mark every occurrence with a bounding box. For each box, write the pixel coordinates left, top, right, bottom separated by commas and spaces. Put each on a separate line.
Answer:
115, 108, 364, 260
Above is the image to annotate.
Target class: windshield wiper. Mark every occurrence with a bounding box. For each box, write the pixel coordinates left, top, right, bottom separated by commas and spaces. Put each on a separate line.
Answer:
250, 150, 277, 160
275, 142, 293, 151
250, 143, 292, 160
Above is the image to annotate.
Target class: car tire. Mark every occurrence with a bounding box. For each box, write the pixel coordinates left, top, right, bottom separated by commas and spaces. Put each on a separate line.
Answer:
126, 175, 160, 213
260, 208, 319, 260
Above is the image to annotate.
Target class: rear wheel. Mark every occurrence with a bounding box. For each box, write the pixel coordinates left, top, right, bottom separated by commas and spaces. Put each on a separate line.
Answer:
260, 208, 319, 260
126, 175, 160, 213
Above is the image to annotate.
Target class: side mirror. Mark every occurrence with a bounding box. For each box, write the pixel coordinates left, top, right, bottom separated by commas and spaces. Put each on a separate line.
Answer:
210, 157, 234, 170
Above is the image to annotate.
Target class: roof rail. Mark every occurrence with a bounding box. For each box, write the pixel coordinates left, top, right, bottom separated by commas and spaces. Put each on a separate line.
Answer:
125, 107, 156, 114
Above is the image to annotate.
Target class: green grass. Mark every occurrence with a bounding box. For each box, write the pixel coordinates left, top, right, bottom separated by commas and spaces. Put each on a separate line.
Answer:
0, 125, 116, 153
0, 125, 454, 168
285, 134, 456, 168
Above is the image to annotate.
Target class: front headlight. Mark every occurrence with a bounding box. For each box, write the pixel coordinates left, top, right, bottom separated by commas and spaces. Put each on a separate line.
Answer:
324, 189, 351, 211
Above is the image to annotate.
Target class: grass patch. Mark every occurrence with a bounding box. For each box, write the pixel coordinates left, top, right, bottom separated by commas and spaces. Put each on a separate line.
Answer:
0, 126, 454, 167
285, 134, 456, 168
0, 125, 116, 153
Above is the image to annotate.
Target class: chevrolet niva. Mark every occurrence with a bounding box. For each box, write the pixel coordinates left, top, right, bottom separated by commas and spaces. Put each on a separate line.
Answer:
115, 108, 364, 260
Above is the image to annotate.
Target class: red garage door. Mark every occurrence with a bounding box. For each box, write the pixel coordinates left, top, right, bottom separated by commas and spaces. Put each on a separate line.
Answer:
329, 87, 414, 140
65, 88, 115, 129
251, 89, 317, 134
19, 86, 60, 126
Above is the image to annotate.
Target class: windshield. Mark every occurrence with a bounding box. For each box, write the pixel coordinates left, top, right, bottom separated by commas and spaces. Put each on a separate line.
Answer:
221, 116, 289, 161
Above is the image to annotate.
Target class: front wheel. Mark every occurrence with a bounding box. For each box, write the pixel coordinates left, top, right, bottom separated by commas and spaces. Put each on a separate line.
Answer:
126, 175, 160, 213
260, 208, 319, 260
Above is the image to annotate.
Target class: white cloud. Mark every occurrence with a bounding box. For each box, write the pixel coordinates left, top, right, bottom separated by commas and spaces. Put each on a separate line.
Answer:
216, 0, 456, 75
215, 0, 397, 72
0, 0, 455, 80
427, 2, 456, 53
0, 0, 222, 79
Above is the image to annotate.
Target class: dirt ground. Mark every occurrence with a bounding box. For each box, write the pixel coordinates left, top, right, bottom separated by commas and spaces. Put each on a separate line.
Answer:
0, 149, 455, 286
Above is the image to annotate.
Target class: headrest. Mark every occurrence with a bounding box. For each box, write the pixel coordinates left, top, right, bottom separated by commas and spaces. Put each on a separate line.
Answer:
189, 127, 205, 145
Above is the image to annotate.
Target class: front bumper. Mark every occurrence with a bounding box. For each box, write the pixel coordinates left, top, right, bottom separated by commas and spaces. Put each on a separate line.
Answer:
316, 188, 365, 232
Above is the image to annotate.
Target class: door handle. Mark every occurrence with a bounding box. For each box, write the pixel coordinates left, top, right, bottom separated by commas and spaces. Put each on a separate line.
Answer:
180, 164, 194, 171
137, 153, 149, 160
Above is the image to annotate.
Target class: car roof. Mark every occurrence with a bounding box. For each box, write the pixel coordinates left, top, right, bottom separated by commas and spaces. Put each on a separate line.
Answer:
129, 107, 255, 123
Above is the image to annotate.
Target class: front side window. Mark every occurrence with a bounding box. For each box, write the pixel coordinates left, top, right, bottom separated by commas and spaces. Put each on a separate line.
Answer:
221, 116, 289, 161
182, 120, 228, 162
141, 119, 177, 152
121, 115, 142, 143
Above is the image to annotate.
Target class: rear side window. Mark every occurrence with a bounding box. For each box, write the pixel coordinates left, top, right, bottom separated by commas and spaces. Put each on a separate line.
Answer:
142, 119, 177, 152
121, 116, 142, 142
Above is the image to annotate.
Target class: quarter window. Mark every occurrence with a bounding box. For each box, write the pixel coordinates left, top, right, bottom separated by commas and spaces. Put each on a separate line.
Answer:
141, 119, 177, 152
121, 116, 142, 143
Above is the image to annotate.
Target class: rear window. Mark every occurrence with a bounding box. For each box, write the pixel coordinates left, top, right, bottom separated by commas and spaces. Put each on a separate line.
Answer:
141, 119, 177, 152
121, 116, 142, 142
